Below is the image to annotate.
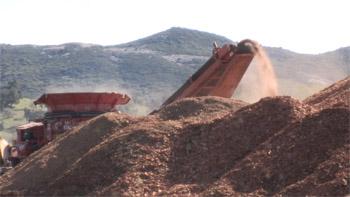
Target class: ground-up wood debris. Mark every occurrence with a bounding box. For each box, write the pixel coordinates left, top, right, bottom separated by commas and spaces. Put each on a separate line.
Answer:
0, 77, 349, 196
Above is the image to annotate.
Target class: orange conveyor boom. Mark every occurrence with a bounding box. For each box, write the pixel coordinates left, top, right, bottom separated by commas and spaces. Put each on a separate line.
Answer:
161, 40, 256, 107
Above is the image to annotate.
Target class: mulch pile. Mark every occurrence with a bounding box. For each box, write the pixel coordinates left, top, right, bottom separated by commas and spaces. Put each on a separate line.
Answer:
0, 78, 349, 196
304, 76, 350, 110
154, 96, 248, 125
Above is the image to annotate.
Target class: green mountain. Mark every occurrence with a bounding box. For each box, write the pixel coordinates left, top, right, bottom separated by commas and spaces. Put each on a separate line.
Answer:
118, 27, 231, 55
0, 27, 349, 113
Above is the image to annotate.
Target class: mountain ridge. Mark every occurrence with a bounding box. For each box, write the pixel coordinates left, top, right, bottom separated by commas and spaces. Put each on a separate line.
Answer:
0, 27, 349, 114
1, 27, 348, 55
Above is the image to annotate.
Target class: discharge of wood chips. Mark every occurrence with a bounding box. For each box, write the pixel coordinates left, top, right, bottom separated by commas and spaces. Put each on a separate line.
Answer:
0, 77, 349, 196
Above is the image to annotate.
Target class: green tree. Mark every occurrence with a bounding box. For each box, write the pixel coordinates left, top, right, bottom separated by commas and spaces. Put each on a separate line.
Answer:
0, 80, 21, 111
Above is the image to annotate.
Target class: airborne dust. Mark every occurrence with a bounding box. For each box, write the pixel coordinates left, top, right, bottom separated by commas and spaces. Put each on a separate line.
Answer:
234, 41, 279, 103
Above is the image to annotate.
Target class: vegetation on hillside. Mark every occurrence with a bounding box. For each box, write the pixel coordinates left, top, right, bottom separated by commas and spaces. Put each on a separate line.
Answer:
0, 27, 348, 115
118, 27, 232, 56
0, 98, 45, 142
0, 80, 21, 111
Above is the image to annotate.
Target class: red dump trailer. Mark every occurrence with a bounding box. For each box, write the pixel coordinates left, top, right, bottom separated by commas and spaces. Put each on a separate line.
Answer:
14, 92, 130, 159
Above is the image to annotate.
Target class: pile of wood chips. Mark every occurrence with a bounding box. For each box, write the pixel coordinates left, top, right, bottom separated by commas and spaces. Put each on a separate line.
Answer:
0, 77, 349, 196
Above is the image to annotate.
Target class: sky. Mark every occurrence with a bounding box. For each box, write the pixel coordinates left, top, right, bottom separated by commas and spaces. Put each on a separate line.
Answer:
0, 0, 349, 54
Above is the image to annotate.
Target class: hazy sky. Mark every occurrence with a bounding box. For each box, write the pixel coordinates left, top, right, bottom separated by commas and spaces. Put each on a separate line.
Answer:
0, 0, 349, 54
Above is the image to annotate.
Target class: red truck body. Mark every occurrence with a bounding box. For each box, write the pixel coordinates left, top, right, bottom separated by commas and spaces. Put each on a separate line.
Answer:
15, 92, 130, 157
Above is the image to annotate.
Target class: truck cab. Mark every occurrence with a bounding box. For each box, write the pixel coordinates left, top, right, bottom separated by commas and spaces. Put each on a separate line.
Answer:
15, 122, 45, 158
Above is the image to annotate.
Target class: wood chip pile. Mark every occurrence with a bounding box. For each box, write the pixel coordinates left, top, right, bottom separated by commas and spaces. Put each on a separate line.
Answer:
0, 77, 349, 196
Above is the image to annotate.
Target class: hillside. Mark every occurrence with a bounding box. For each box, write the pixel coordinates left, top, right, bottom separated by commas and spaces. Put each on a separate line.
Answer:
0, 27, 349, 113
117, 27, 232, 56
0, 77, 348, 196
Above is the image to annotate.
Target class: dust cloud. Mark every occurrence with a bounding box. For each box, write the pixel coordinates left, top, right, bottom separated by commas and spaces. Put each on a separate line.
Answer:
255, 43, 278, 96
44, 80, 131, 96
234, 41, 278, 103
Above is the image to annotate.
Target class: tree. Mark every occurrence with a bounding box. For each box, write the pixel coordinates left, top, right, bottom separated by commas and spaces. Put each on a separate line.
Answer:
0, 80, 21, 111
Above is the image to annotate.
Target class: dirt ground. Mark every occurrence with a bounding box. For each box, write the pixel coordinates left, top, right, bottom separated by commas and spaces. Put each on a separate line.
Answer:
0, 77, 349, 196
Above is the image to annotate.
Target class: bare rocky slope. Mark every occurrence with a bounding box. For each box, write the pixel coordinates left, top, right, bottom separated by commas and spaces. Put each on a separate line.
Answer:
0, 77, 349, 196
